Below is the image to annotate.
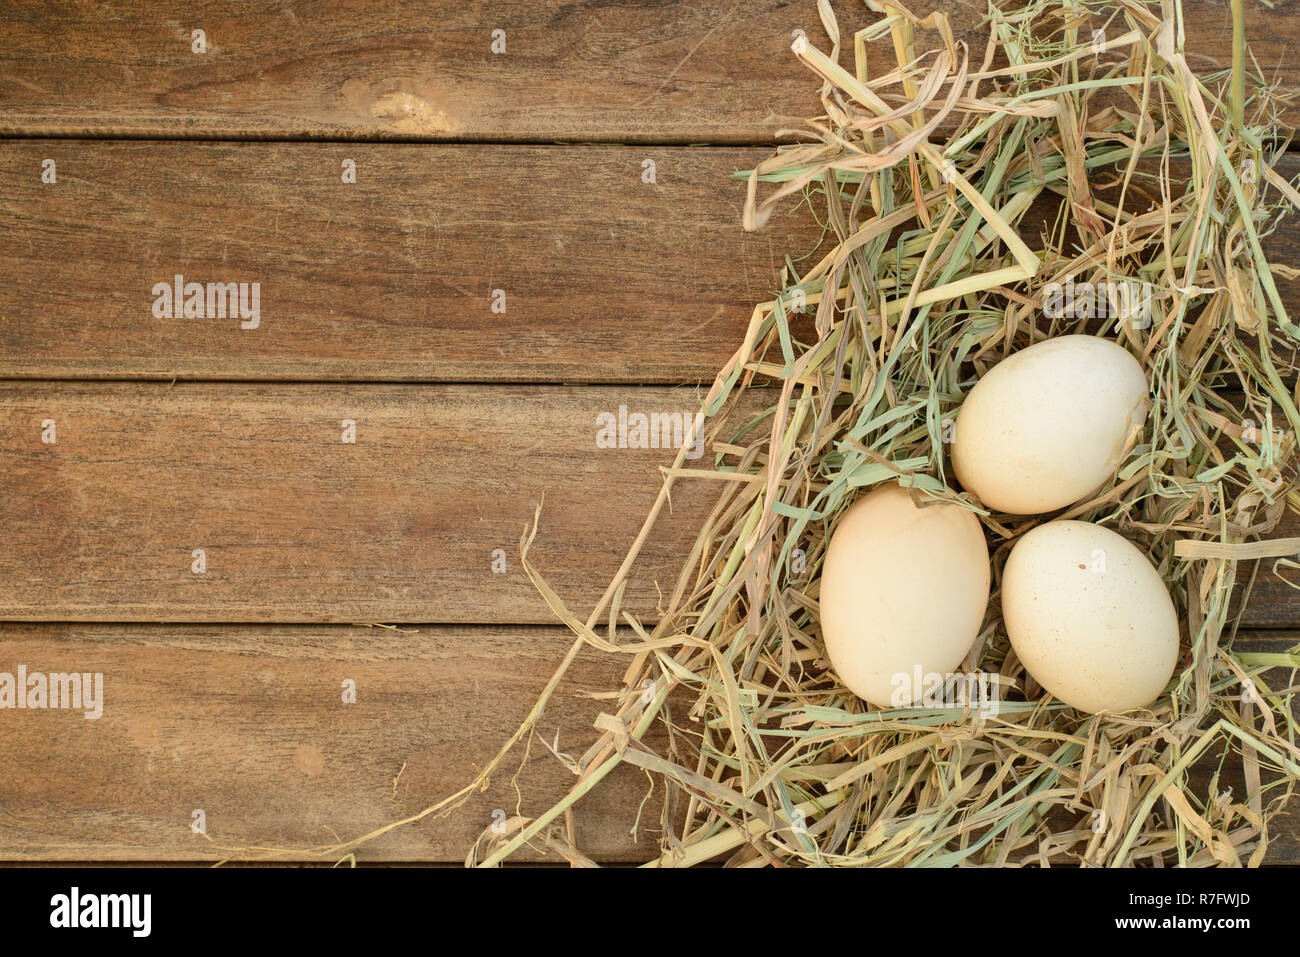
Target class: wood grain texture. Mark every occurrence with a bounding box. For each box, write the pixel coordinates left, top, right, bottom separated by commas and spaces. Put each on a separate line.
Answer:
2, 142, 1298, 383
1233, 547, 1300, 628
0, 623, 1292, 863
0, 0, 839, 142
0, 623, 663, 862
4, 380, 1300, 626
0, 141, 813, 382
0, 1, 1294, 141
0, 382, 726, 623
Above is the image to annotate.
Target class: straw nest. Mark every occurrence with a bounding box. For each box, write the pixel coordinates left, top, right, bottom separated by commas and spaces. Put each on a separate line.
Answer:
459, 0, 1300, 867
237, 0, 1300, 868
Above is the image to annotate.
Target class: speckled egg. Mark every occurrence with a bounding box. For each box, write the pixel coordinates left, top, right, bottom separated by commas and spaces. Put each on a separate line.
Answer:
1002, 520, 1179, 714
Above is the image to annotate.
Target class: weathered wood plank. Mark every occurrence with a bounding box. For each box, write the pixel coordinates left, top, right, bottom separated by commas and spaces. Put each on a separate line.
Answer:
0, 623, 661, 862
1229, 533, 1300, 628
0, 142, 814, 382
4, 380, 1300, 626
0, 0, 838, 142
0, 1, 1293, 141
3, 143, 1298, 383
0, 382, 722, 622
0, 624, 1291, 863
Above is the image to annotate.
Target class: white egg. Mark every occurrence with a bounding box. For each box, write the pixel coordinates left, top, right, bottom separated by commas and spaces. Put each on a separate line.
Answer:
819, 484, 990, 708
1002, 521, 1180, 714
952, 335, 1148, 514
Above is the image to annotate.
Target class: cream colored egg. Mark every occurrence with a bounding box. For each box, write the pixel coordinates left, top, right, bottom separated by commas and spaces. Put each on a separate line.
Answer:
1002, 521, 1179, 714
952, 335, 1148, 514
819, 484, 990, 708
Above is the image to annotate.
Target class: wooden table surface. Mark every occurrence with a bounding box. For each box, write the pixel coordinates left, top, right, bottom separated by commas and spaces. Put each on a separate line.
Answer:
2, 0, 1297, 864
